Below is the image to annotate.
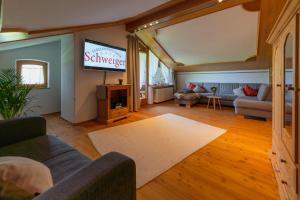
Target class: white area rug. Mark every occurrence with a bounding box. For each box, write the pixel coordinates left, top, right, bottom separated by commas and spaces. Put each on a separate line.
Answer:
88, 113, 226, 188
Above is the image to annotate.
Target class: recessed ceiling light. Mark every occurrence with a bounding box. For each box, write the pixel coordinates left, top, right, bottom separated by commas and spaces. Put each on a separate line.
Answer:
144, 25, 147, 28
150, 23, 153, 26
155, 21, 159, 24
218, 0, 223, 2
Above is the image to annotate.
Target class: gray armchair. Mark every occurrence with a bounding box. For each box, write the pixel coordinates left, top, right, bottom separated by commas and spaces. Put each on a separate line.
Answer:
0, 117, 136, 200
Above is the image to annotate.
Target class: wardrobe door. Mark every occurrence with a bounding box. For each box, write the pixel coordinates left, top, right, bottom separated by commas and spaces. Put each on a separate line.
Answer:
281, 17, 298, 162
273, 42, 283, 142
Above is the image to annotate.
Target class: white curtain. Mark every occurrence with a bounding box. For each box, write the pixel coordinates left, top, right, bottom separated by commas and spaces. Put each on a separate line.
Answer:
149, 50, 159, 85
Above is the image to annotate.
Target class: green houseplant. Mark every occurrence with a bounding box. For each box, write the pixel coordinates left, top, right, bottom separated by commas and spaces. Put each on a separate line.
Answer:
0, 69, 33, 119
211, 86, 218, 96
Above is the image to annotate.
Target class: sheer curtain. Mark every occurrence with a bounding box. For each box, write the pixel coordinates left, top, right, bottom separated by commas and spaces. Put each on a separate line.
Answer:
149, 50, 159, 85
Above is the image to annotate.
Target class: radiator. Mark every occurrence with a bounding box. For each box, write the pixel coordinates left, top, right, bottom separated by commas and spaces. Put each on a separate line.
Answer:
153, 86, 174, 103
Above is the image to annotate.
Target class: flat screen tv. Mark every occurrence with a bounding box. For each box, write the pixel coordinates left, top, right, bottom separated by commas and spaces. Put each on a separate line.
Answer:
83, 39, 126, 72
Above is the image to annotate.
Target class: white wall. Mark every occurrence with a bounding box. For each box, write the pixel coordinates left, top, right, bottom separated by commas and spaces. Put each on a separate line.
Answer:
61, 34, 76, 123
73, 25, 128, 123
0, 41, 62, 116
176, 70, 269, 89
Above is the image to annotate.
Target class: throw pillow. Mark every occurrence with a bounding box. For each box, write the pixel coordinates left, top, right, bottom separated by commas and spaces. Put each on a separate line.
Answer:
193, 85, 206, 93
187, 83, 196, 90
0, 156, 53, 199
243, 85, 258, 96
257, 84, 270, 101
233, 87, 245, 97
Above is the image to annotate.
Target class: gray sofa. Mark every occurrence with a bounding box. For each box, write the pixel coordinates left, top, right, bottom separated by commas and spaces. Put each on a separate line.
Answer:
0, 117, 136, 200
175, 82, 272, 119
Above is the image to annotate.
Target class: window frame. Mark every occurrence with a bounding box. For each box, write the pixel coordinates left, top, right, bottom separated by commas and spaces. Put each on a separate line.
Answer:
16, 59, 49, 89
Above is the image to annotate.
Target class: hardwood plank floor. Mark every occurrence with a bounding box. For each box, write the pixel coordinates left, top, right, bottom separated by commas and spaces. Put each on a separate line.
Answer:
45, 101, 279, 200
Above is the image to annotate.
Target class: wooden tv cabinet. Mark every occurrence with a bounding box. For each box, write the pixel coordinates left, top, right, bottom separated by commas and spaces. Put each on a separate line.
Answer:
96, 84, 130, 124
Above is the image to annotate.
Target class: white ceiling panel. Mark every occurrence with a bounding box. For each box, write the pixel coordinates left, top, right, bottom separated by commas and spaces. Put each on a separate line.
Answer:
156, 5, 259, 65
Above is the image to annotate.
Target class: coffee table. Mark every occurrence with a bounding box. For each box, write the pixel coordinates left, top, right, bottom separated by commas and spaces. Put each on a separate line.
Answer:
207, 96, 222, 111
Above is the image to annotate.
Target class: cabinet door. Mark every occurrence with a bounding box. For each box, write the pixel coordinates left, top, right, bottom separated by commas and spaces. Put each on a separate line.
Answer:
273, 42, 283, 142
281, 16, 298, 163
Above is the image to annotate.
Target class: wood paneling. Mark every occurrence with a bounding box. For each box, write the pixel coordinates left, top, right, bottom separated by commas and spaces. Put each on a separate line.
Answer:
257, 0, 287, 68
175, 60, 265, 72
28, 20, 126, 35
45, 101, 279, 200
136, 29, 176, 69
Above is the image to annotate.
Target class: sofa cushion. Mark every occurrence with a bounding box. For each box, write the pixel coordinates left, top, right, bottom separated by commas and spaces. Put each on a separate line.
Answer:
193, 85, 206, 93
219, 94, 237, 101
239, 83, 260, 90
202, 83, 220, 93
234, 98, 272, 111
43, 150, 91, 184
233, 87, 245, 97
243, 85, 258, 96
219, 83, 239, 95
257, 84, 270, 101
187, 83, 196, 90
0, 135, 73, 162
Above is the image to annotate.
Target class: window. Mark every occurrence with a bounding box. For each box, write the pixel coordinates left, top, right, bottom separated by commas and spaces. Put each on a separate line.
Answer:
139, 52, 147, 99
149, 51, 159, 85
149, 50, 173, 85
16, 60, 49, 89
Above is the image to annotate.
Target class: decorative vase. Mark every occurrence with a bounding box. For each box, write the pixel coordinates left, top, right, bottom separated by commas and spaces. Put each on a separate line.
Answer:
118, 78, 123, 85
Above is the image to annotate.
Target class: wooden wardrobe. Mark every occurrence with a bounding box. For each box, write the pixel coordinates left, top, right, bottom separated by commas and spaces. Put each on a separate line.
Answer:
268, 1, 300, 199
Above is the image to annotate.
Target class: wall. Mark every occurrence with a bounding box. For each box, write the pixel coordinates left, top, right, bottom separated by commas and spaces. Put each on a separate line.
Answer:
73, 25, 128, 123
0, 41, 61, 116
61, 34, 75, 123
176, 70, 269, 89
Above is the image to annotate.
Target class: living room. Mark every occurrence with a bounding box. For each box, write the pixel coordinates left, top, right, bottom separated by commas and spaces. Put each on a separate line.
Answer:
0, 0, 298, 200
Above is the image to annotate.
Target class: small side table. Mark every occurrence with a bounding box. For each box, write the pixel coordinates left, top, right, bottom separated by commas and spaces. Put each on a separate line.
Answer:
207, 96, 222, 111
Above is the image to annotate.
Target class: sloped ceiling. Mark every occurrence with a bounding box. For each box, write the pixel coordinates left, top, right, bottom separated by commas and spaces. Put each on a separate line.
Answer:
2, 0, 168, 31
156, 5, 259, 65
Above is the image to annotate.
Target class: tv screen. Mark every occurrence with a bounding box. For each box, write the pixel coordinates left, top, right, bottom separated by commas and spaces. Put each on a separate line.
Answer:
84, 39, 126, 72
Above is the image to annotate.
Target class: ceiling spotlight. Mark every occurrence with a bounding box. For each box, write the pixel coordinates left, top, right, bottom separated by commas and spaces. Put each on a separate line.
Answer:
150, 23, 153, 26
218, 0, 223, 2
155, 21, 159, 24
144, 25, 147, 28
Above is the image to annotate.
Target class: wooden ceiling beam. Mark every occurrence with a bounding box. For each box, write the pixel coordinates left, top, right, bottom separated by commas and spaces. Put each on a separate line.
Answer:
126, 0, 256, 32
136, 29, 177, 69
126, 0, 213, 32
154, 0, 256, 30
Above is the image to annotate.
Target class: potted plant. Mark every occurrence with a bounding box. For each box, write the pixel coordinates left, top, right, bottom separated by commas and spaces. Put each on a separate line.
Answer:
0, 69, 33, 120
211, 86, 218, 96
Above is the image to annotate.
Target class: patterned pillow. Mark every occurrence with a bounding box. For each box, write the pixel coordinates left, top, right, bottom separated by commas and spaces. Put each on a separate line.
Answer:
187, 83, 196, 90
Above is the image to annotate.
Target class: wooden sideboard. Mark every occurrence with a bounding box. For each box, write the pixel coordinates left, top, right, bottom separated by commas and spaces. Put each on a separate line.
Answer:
96, 84, 130, 124
267, 1, 300, 199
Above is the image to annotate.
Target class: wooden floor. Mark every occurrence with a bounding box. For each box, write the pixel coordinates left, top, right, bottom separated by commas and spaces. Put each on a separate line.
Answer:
45, 101, 279, 200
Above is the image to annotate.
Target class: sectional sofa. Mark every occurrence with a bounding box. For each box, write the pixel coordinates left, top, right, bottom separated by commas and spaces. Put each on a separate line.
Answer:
174, 82, 272, 119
